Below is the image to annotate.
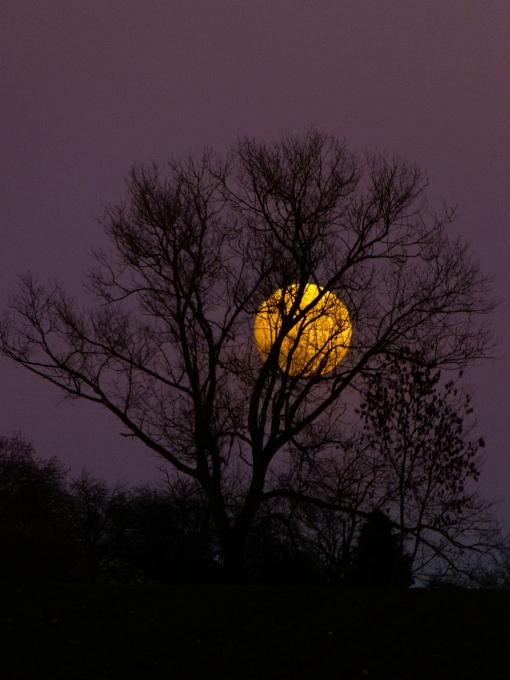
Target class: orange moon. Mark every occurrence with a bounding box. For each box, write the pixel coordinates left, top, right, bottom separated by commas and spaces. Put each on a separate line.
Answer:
253, 283, 352, 376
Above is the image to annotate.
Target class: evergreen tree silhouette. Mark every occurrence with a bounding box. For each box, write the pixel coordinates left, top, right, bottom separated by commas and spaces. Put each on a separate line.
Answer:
347, 509, 413, 587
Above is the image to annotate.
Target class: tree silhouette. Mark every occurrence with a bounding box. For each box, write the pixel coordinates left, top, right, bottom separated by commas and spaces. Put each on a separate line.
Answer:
346, 509, 413, 587
353, 352, 500, 585
0, 130, 495, 581
0, 433, 74, 582
66, 471, 132, 583
114, 477, 221, 584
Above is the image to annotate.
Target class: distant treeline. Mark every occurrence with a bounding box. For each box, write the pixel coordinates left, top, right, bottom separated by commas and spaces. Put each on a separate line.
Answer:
0, 433, 422, 587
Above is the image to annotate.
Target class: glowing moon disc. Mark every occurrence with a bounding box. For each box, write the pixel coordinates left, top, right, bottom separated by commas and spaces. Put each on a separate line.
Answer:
254, 283, 352, 376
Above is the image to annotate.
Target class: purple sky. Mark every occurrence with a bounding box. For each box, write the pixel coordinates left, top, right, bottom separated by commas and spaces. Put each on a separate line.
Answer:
1, 2, 509, 527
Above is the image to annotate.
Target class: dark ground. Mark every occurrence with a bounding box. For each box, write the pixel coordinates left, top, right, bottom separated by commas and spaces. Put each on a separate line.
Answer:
1, 584, 509, 679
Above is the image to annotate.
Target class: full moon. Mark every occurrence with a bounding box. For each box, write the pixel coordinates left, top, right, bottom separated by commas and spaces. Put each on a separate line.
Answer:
254, 283, 352, 376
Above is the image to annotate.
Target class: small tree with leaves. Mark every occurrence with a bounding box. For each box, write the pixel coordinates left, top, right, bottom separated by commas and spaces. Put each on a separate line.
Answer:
354, 352, 500, 585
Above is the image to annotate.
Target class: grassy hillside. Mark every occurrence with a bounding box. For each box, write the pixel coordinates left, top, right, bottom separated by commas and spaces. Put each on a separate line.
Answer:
1, 584, 508, 679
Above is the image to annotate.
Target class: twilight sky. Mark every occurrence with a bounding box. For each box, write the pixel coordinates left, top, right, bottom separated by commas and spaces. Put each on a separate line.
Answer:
1, 2, 509, 527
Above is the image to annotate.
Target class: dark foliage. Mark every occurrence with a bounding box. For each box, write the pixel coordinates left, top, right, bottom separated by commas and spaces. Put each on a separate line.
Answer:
0, 429, 501, 587
0, 433, 76, 582
243, 515, 326, 585
66, 471, 134, 583
111, 480, 222, 584
353, 351, 497, 583
0, 433, 328, 585
346, 509, 414, 587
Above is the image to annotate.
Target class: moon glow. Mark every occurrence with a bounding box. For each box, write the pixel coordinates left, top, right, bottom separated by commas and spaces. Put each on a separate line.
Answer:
254, 283, 352, 376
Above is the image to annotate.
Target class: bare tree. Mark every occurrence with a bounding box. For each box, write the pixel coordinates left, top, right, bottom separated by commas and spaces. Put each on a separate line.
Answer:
461, 533, 510, 589
67, 471, 131, 583
0, 130, 495, 581
257, 431, 382, 585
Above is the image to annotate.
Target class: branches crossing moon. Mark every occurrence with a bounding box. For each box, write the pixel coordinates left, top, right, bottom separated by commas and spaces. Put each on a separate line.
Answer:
254, 283, 352, 376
